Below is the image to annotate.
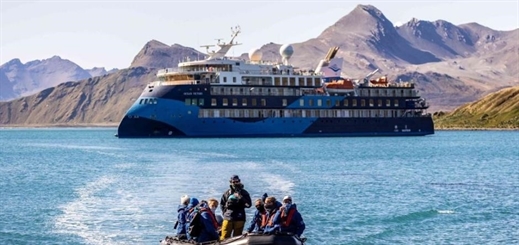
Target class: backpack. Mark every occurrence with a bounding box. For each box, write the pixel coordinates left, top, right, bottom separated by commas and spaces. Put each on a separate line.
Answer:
187, 209, 203, 237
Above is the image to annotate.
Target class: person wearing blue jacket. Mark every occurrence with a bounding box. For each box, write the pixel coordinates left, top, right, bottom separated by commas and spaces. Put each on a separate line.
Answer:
175, 195, 190, 238
246, 198, 267, 233
196, 203, 220, 243
184, 197, 199, 240
262, 196, 283, 233
270, 196, 305, 237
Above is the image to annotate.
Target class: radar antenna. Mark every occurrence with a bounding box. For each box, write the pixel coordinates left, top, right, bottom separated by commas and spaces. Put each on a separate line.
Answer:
203, 25, 242, 60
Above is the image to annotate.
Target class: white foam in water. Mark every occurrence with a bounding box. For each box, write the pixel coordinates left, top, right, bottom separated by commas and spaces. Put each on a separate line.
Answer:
259, 173, 295, 195
54, 175, 142, 245
437, 210, 455, 214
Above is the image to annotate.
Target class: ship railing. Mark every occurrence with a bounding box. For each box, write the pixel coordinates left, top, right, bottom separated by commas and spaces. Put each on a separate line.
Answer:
239, 70, 322, 76
159, 80, 213, 86
157, 68, 180, 75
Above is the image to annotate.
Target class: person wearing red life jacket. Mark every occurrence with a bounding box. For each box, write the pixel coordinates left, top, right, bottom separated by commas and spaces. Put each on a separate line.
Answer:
246, 198, 267, 233
262, 196, 283, 233
267, 196, 305, 237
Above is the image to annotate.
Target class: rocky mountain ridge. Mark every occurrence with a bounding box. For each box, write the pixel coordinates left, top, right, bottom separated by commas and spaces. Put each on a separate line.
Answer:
0, 56, 118, 101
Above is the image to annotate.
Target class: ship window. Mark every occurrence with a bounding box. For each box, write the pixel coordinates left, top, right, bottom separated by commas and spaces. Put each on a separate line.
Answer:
315, 78, 321, 86
343, 99, 348, 106
361, 99, 366, 107
252, 99, 257, 106
144, 99, 149, 104
232, 98, 238, 106
309, 99, 314, 106
192, 98, 198, 105
261, 99, 266, 106
335, 100, 340, 106
369, 99, 373, 107
386, 99, 391, 106
242, 98, 247, 106
352, 99, 357, 107
199, 99, 204, 106
223, 98, 228, 106
377, 99, 382, 107
282, 99, 287, 106
299, 99, 304, 106
139, 99, 143, 104
233, 77, 237, 83
394, 99, 399, 107
235, 62, 240, 66
274, 77, 281, 86
317, 99, 322, 106
290, 77, 296, 86
326, 99, 331, 107
282, 77, 288, 86
223, 77, 227, 83
211, 98, 217, 106
185, 98, 191, 105
306, 78, 313, 86
298, 77, 305, 86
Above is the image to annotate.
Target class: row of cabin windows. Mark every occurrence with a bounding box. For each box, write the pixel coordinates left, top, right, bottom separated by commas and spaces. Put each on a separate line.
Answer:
211, 87, 299, 96
186, 98, 400, 107
220, 77, 322, 86
358, 89, 415, 97
198, 109, 406, 118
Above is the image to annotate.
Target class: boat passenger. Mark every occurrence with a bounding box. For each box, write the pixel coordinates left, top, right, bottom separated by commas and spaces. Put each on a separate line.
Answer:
185, 198, 220, 243
220, 175, 252, 241
207, 198, 221, 230
271, 196, 306, 237
246, 198, 267, 233
262, 196, 283, 233
174, 195, 190, 239
184, 197, 199, 240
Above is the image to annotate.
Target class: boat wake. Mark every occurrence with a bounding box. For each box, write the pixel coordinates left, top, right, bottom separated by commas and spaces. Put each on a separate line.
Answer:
53, 176, 143, 245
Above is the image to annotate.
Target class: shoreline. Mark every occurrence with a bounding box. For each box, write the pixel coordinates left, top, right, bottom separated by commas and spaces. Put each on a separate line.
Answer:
0, 123, 118, 129
1, 124, 517, 131
435, 128, 518, 131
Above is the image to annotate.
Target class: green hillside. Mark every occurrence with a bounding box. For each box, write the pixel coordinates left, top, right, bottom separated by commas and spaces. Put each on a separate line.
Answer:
433, 86, 519, 129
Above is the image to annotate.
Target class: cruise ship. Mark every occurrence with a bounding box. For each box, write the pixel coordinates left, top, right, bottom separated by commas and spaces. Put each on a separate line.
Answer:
117, 27, 434, 138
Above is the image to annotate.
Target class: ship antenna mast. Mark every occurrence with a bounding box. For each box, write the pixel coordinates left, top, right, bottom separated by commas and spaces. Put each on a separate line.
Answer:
203, 25, 242, 60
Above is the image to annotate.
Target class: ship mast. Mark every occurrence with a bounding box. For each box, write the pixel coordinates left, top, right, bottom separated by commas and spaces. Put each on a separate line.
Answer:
203, 25, 242, 60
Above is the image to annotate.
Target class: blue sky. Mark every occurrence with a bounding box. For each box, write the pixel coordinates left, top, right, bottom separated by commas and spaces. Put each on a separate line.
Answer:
1, 0, 518, 69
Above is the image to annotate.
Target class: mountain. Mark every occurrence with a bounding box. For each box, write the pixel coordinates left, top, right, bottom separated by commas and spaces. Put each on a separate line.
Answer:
86, 67, 119, 77
0, 4, 518, 126
0, 67, 155, 126
0, 57, 119, 102
130, 40, 205, 68
433, 86, 519, 128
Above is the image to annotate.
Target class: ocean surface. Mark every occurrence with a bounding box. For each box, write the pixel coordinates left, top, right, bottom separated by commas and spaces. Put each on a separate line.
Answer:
0, 129, 518, 245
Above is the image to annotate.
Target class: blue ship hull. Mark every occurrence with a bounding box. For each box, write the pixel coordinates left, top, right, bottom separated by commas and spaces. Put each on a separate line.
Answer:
117, 94, 434, 138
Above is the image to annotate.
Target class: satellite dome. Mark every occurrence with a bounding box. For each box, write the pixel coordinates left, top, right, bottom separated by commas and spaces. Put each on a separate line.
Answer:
249, 48, 262, 62
279, 44, 294, 60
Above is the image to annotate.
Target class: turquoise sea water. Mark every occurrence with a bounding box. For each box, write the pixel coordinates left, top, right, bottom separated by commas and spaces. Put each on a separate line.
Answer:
0, 129, 518, 244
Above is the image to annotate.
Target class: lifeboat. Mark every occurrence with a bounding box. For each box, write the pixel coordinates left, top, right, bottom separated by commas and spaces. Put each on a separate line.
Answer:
160, 233, 306, 245
369, 76, 389, 86
324, 78, 354, 94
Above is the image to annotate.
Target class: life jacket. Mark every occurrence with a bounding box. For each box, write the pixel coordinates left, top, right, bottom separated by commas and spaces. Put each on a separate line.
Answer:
280, 207, 296, 227
256, 212, 267, 228
262, 210, 277, 227
188, 207, 219, 237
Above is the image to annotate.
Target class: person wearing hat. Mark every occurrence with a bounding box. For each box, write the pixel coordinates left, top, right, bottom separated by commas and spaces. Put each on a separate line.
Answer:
270, 195, 305, 237
175, 195, 190, 239
220, 175, 252, 241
